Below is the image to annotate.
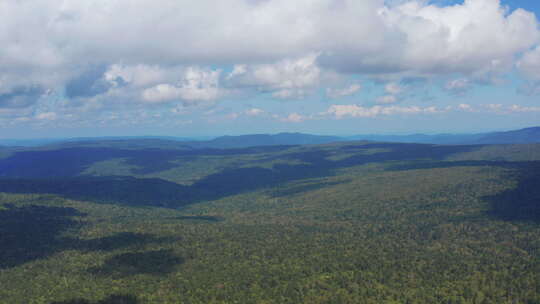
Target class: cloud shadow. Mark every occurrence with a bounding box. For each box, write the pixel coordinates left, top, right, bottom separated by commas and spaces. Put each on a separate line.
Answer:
50, 294, 139, 304
0, 143, 484, 208
88, 249, 184, 278
0, 204, 85, 269
0, 204, 178, 270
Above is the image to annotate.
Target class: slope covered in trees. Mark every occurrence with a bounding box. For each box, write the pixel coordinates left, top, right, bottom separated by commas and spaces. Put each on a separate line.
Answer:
0, 141, 539, 303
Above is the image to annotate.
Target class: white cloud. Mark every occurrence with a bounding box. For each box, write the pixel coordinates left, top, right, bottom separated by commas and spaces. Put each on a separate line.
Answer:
244, 108, 264, 116
376, 95, 398, 104
2, 1, 534, 100
376, 0, 538, 75
78, 65, 226, 106
278, 113, 306, 123
35, 112, 57, 120
228, 54, 321, 99
516, 46, 540, 94
517, 46, 540, 81
507, 104, 540, 113
104, 64, 179, 88
225, 113, 240, 120
142, 67, 223, 104
483, 103, 540, 113
324, 104, 441, 119
272, 89, 296, 99
445, 78, 471, 94
484, 103, 504, 112
326, 84, 362, 99
141, 84, 182, 104
384, 82, 402, 95
0, 0, 539, 123
227, 65, 248, 79
375, 82, 404, 104
457, 103, 474, 112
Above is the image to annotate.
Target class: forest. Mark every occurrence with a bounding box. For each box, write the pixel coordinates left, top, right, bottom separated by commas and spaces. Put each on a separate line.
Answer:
0, 140, 539, 303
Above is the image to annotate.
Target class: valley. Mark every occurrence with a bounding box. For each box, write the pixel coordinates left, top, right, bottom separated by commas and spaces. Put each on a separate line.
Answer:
0, 140, 539, 303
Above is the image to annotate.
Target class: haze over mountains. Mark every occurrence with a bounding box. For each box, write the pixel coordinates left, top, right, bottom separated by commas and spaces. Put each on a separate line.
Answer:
348, 127, 540, 145
1, 126, 540, 149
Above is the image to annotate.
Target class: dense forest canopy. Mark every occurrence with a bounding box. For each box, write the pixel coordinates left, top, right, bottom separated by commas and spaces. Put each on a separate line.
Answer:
0, 140, 539, 303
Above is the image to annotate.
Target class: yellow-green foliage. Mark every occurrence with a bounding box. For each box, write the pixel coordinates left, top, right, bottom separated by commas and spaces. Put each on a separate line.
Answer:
0, 143, 539, 303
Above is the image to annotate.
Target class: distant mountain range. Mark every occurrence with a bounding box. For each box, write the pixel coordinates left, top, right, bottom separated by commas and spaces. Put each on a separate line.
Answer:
348, 127, 540, 145
1, 127, 539, 148
191, 133, 341, 149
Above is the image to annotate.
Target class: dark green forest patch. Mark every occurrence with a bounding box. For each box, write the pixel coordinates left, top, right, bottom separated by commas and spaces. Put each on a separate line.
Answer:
89, 250, 184, 278
0, 202, 177, 270
484, 164, 540, 223
0, 204, 84, 269
0, 142, 486, 209
1, 142, 540, 303
50, 294, 139, 304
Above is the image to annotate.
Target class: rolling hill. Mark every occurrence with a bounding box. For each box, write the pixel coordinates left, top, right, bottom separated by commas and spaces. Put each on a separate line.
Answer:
349, 126, 540, 145
2, 126, 540, 150
0, 139, 539, 303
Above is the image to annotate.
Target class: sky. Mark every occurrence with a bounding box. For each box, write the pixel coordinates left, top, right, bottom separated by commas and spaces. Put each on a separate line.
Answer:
2, 0, 540, 138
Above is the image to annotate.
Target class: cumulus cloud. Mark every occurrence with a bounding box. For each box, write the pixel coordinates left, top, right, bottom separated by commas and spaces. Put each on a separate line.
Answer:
62, 64, 225, 108
326, 84, 362, 99
227, 54, 321, 99
517, 46, 540, 81
483, 103, 540, 114
517, 46, 540, 95
483, 103, 504, 112
1, 0, 536, 100
141, 67, 223, 104
321, 0, 539, 76
244, 108, 265, 116
507, 104, 540, 113
35, 112, 58, 121
384, 82, 403, 95
278, 113, 306, 123
445, 78, 471, 94
457, 103, 474, 112
1, 0, 540, 126
376, 95, 398, 104
374, 82, 405, 104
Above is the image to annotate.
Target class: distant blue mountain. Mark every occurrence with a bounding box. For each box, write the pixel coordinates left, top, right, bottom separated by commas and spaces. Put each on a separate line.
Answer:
0, 136, 199, 147
191, 133, 341, 149
1, 127, 539, 149
0, 138, 65, 147
346, 133, 483, 145
474, 127, 540, 144
349, 127, 540, 145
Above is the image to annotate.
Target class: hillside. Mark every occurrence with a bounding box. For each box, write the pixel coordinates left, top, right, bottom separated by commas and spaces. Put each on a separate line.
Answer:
350, 126, 540, 145
2, 127, 540, 150
191, 133, 341, 149
0, 133, 340, 149
0, 141, 539, 303
474, 127, 540, 144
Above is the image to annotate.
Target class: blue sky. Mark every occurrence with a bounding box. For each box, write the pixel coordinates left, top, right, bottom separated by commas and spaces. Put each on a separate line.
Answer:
1, 0, 540, 138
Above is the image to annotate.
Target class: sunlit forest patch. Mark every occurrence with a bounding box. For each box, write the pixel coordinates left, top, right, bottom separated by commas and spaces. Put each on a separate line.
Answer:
0, 141, 539, 303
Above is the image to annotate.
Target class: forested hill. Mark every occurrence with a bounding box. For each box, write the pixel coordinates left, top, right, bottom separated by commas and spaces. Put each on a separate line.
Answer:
0, 132, 340, 149
53, 126, 540, 148
190, 133, 342, 149
1, 126, 540, 149
474, 126, 540, 144
349, 126, 540, 145
1, 140, 540, 303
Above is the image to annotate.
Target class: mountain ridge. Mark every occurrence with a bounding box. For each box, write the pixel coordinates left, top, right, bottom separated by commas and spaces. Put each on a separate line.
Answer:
1, 127, 539, 148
